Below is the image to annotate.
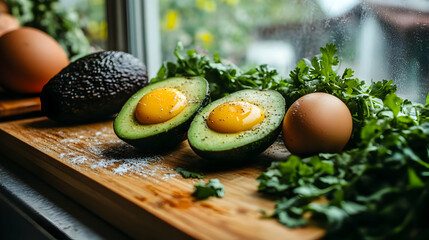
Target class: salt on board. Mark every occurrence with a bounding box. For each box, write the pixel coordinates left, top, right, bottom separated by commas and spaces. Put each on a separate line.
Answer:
47, 126, 176, 179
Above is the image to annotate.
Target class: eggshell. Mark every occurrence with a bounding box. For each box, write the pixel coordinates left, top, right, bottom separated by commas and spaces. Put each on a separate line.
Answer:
0, 27, 69, 94
0, 13, 19, 37
282, 92, 353, 155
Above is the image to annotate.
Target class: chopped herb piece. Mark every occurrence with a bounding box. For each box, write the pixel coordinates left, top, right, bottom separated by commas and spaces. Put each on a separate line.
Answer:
193, 179, 225, 200
174, 167, 205, 179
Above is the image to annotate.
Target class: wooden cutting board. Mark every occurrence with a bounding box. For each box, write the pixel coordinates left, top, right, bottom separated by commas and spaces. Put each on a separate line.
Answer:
0, 117, 324, 239
0, 88, 41, 118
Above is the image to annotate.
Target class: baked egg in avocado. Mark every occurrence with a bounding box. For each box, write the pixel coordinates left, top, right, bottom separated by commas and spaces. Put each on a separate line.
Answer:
114, 76, 210, 151
188, 89, 286, 162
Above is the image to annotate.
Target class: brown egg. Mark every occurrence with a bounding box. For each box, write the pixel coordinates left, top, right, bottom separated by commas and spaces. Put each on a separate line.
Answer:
282, 92, 353, 155
0, 1, 8, 13
0, 27, 69, 94
0, 13, 20, 37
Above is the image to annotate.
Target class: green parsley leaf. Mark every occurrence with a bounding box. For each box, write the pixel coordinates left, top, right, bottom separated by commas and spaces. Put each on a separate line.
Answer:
426, 92, 429, 105
192, 179, 225, 200
173, 167, 205, 179
151, 42, 283, 100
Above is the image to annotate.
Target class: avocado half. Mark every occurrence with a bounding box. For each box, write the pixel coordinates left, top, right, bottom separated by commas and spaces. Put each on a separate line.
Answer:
188, 89, 286, 162
114, 76, 210, 151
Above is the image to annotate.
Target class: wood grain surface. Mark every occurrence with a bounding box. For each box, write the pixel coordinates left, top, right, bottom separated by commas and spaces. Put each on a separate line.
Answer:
0, 89, 41, 118
0, 117, 324, 240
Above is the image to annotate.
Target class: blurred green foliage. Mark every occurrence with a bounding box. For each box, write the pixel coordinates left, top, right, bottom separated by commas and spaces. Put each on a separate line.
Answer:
5, 0, 90, 60
71, 0, 106, 50
159, 0, 324, 65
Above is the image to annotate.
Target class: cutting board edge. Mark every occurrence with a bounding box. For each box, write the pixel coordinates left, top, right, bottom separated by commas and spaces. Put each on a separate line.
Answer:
0, 97, 41, 118
0, 128, 193, 240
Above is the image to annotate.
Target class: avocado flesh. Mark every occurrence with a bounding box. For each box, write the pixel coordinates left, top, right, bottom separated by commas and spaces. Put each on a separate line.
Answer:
188, 89, 286, 162
40, 51, 148, 123
114, 77, 210, 151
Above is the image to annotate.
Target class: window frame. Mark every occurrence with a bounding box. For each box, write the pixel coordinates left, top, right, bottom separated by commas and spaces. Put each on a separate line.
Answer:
106, 0, 161, 78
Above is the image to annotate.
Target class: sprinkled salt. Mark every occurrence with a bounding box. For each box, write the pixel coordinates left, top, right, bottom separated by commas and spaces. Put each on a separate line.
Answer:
70, 156, 87, 164
162, 173, 178, 180
90, 158, 115, 169
49, 126, 172, 179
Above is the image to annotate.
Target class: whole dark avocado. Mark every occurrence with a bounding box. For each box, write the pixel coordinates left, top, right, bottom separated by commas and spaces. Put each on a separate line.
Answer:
40, 51, 148, 123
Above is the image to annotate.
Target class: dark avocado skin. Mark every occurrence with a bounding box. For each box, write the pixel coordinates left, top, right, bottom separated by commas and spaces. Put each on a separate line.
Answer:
116, 89, 210, 152
189, 124, 282, 163
40, 51, 148, 123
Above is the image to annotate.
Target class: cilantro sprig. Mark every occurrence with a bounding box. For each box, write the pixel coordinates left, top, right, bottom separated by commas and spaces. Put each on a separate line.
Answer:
193, 179, 225, 200
279, 44, 399, 147
174, 167, 206, 179
151, 42, 283, 100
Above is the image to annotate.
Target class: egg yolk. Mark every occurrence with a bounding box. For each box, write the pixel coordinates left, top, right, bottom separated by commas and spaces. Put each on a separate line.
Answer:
135, 88, 187, 124
207, 101, 265, 133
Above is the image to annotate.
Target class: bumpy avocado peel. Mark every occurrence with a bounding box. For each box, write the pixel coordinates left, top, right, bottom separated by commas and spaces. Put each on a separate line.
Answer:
40, 51, 148, 123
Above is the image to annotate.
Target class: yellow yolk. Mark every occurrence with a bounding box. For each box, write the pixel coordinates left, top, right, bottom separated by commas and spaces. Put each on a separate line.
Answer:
135, 88, 187, 124
207, 101, 265, 133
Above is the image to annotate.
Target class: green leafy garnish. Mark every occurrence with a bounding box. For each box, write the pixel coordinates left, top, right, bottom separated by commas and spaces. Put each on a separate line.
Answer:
192, 179, 225, 200
151, 42, 283, 100
174, 167, 205, 179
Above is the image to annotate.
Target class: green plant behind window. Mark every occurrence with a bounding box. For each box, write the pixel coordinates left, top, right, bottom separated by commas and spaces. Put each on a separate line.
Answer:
5, 0, 90, 60
159, 0, 324, 64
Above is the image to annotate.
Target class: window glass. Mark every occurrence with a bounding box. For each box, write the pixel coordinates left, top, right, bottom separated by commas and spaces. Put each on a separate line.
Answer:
4, 0, 107, 59
60, 0, 107, 51
159, 0, 429, 103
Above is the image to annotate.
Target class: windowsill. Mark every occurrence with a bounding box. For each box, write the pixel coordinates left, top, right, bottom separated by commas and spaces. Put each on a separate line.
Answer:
0, 156, 128, 239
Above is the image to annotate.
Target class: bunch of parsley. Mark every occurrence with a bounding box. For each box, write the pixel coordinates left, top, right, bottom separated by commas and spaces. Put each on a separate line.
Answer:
153, 42, 429, 239
257, 46, 429, 239
151, 42, 283, 100
257, 103, 429, 239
